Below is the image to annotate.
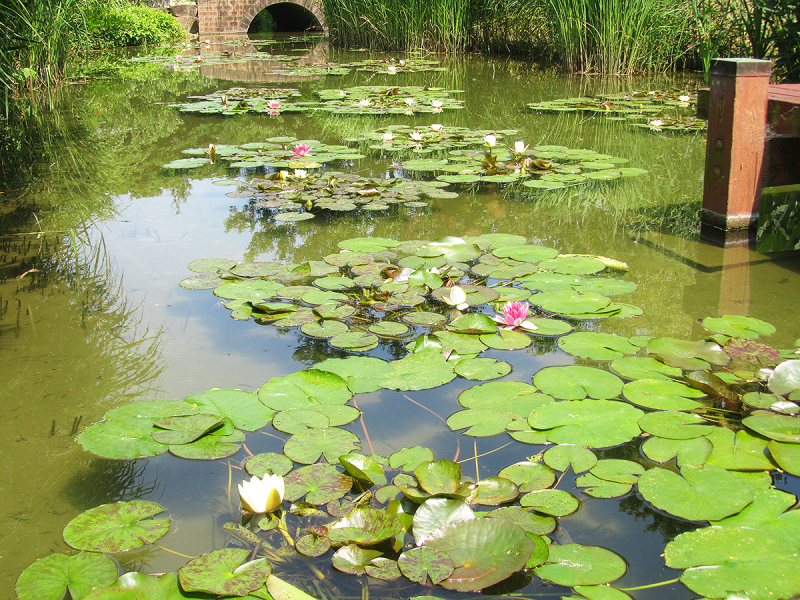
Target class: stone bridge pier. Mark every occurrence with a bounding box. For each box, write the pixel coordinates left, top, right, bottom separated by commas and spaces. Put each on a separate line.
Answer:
197, 0, 325, 36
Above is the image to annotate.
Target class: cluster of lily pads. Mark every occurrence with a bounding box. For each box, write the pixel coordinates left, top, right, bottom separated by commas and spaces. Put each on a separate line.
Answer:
170, 85, 463, 116
18, 234, 800, 600
526, 90, 707, 133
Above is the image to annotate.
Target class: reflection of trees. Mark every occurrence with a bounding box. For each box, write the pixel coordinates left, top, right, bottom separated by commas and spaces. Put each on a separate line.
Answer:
617, 494, 698, 542
62, 458, 161, 507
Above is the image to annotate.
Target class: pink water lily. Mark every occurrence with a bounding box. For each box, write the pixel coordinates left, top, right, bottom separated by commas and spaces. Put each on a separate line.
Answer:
292, 144, 312, 157
267, 100, 281, 109
493, 301, 538, 331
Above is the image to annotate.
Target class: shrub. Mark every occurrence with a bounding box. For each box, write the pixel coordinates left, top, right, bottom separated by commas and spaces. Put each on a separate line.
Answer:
86, 1, 187, 49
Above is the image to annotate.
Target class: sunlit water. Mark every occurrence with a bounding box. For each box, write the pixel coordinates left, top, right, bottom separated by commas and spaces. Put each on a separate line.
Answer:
2, 36, 799, 600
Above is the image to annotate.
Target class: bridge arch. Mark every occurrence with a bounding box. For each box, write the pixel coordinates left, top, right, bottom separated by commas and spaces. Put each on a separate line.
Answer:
242, 0, 324, 33
197, 0, 325, 36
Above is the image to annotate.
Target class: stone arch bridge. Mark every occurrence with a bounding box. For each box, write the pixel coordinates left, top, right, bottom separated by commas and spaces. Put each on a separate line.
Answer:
197, 0, 325, 36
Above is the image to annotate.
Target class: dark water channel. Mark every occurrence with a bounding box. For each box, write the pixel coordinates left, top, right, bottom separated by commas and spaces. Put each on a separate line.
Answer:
2, 36, 800, 600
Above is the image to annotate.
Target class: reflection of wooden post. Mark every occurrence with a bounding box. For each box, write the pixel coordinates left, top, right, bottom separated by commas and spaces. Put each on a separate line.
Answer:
702, 58, 772, 231
718, 240, 752, 315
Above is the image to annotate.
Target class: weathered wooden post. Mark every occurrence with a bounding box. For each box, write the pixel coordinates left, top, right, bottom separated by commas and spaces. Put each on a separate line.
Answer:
702, 58, 772, 232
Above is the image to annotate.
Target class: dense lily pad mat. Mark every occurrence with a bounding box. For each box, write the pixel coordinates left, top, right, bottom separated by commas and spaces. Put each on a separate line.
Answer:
26, 231, 800, 600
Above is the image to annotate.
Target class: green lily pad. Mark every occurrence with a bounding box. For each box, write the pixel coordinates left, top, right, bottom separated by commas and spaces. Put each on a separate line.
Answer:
493, 244, 559, 262
266, 574, 321, 600
530, 289, 612, 316
369, 321, 410, 336
641, 436, 712, 468
447, 313, 497, 335
340, 453, 387, 485
539, 256, 606, 275
316, 356, 394, 393
296, 534, 331, 558
413, 498, 475, 545
558, 332, 638, 360
702, 315, 776, 338
178, 549, 271, 596
485, 505, 557, 536
389, 447, 436, 471
398, 547, 455, 585
519, 489, 581, 516
446, 408, 513, 437
769, 439, 800, 475
575, 473, 632, 498
16, 552, 118, 600
543, 444, 598, 473
415, 460, 462, 495
151, 413, 224, 445
638, 465, 753, 521
424, 518, 534, 591
535, 544, 626, 586
454, 358, 512, 380
77, 418, 167, 460
381, 350, 456, 391
365, 558, 402, 581
529, 399, 643, 447
589, 459, 644, 484
470, 477, 520, 505
339, 237, 400, 252
284, 463, 353, 504
284, 427, 361, 464
272, 406, 358, 434
479, 329, 534, 349
637, 411, 714, 439
533, 365, 623, 400
275, 212, 315, 222
169, 429, 245, 460
705, 427, 775, 470
63, 501, 170, 553
186, 389, 274, 431
403, 311, 447, 326
646, 337, 729, 370
330, 508, 404, 545
330, 331, 380, 351
215, 280, 285, 301
742, 412, 800, 443
258, 369, 352, 411
610, 356, 682, 380
163, 157, 209, 169
622, 379, 706, 411
244, 452, 294, 478
332, 545, 383, 575
665, 526, 800, 600
524, 318, 574, 336
301, 320, 349, 338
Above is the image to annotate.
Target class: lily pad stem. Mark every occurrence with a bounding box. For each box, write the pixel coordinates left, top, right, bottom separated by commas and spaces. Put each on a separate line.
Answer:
274, 513, 295, 546
403, 394, 461, 462
619, 577, 681, 591
154, 544, 196, 559
352, 397, 374, 454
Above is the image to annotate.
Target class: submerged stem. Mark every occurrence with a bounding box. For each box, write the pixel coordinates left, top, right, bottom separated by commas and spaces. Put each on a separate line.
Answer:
619, 577, 681, 591
154, 544, 196, 559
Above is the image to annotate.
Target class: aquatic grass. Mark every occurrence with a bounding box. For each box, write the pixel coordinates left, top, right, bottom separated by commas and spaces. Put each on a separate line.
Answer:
545, 0, 694, 73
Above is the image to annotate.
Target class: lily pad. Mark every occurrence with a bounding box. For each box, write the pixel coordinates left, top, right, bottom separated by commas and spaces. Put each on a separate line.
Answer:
446, 408, 514, 437
63, 501, 170, 553
702, 315, 776, 338
186, 389, 275, 431
381, 350, 456, 391
558, 332, 638, 360
705, 427, 775, 470
543, 444, 598, 473
641, 436, 712, 468
454, 358, 512, 380
637, 411, 714, 439
533, 365, 623, 400
284, 463, 353, 504
485, 505, 557, 536
520, 489, 581, 516
283, 427, 361, 464
622, 379, 706, 411
646, 337, 729, 370
316, 356, 394, 393
389, 447, 436, 471
742, 412, 800, 443
258, 369, 352, 411
398, 547, 455, 585
413, 498, 475, 545
15, 552, 118, 600
330, 508, 404, 545
244, 453, 294, 478
610, 356, 682, 380
535, 544, 626, 586
178, 549, 271, 596
528, 399, 643, 447
638, 465, 753, 521
424, 518, 534, 591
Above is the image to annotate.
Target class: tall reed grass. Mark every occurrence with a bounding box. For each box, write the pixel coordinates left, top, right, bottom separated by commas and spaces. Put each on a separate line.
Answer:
545, 0, 693, 73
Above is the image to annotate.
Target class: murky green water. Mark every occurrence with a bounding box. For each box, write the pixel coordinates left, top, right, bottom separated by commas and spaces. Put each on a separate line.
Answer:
2, 37, 800, 600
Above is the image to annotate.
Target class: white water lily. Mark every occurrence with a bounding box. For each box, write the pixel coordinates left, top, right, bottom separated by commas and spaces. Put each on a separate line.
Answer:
514, 140, 529, 153
431, 99, 444, 108
649, 118, 664, 127
387, 65, 397, 73
294, 169, 307, 178
484, 134, 497, 147
359, 98, 372, 107
410, 131, 424, 141
404, 97, 416, 105
441, 285, 469, 310
238, 473, 284, 514
430, 123, 443, 132
679, 94, 691, 102
382, 132, 394, 143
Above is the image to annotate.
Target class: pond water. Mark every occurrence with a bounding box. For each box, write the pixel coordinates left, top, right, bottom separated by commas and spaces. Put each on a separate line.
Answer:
3, 35, 800, 600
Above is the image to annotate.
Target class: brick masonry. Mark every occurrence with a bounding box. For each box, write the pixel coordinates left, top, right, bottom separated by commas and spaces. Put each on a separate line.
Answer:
197, 0, 325, 35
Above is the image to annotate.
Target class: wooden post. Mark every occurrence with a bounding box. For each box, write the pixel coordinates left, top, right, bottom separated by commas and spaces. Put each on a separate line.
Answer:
702, 58, 772, 231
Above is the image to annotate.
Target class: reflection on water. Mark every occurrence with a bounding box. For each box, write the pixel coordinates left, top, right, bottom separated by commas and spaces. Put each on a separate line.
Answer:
3, 40, 800, 600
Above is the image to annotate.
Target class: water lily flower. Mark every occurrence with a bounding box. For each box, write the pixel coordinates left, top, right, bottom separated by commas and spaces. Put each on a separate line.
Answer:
484, 134, 497, 147
294, 169, 307, 178
221, 95, 227, 105
430, 123, 443, 132
649, 119, 664, 128
387, 65, 397, 73
441, 285, 469, 310
359, 98, 373, 107
514, 140, 529, 153
279, 170, 289, 179
410, 131, 424, 141
267, 100, 281, 110
678, 94, 691, 102
292, 144, 312, 157
238, 473, 284, 514
404, 97, 416, 106
175, 54, 182, 61
382, 132, 394, 143
493, 301, 538, 331
431, 99, 444, 108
